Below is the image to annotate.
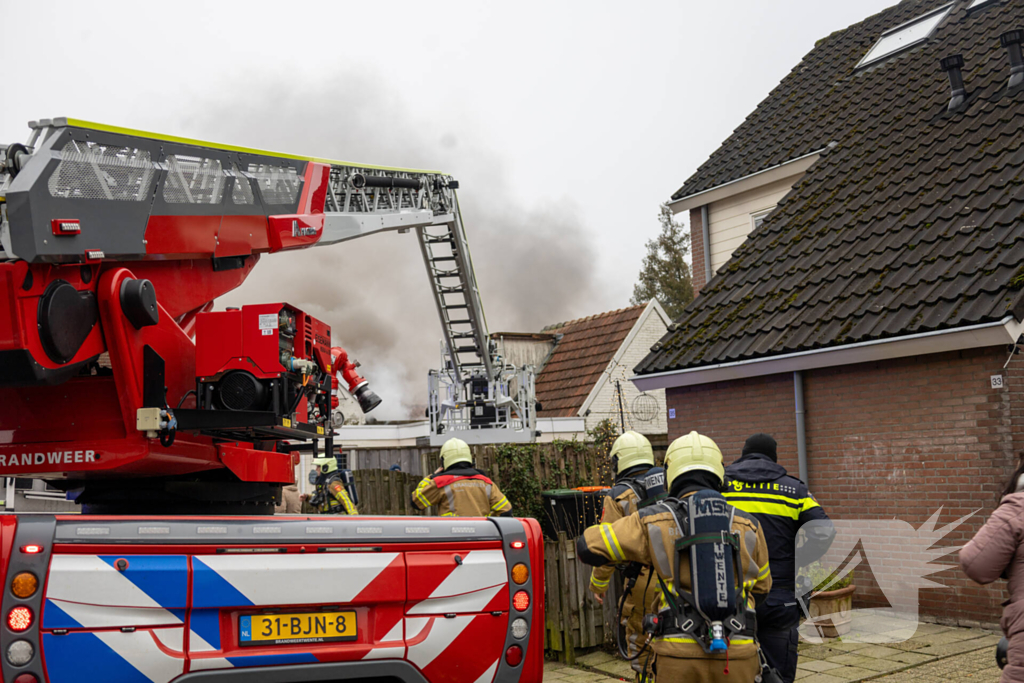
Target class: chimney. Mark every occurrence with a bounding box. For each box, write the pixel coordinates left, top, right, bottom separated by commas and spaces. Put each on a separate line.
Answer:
940, 54, 967, 112
1001, 29, 1024, 90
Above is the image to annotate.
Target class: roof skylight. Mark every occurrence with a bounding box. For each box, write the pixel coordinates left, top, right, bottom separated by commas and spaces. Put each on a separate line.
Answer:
857, 3, 954, 69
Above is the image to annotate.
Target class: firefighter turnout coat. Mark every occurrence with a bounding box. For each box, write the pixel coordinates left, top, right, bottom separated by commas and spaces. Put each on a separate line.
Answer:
315, 474, 359, 515
589, 474, 663, 677
411, 466, 512, 517
577, 490, 772, 675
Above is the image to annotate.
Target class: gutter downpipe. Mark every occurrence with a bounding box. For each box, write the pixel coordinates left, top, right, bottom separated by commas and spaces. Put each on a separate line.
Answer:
701, 205, 712, 284
794, 370, 808, 484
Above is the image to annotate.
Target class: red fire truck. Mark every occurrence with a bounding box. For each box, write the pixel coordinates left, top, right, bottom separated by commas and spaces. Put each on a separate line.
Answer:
0, 119, 546, 683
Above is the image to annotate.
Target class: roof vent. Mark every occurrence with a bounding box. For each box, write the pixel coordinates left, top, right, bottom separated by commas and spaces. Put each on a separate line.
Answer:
940, 54, 967, 112
1001, 30, 1024, 90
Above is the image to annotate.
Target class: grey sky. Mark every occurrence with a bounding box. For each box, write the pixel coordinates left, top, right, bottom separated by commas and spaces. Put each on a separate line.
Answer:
1, 0, 898, 418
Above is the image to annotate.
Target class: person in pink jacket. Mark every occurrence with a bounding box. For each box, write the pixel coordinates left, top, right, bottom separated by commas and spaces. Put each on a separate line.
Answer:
960, 456, 1024, 682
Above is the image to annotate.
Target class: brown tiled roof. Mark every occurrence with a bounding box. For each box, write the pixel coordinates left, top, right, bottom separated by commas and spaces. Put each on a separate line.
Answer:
537, 305, 646, 418
640, 0, 1024, 375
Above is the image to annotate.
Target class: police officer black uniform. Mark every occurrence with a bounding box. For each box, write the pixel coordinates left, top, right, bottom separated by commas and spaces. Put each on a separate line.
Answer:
724, 433, 834, 683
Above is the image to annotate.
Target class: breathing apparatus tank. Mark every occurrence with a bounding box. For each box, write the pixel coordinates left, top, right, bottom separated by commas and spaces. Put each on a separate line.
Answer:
675, 489, 742, 654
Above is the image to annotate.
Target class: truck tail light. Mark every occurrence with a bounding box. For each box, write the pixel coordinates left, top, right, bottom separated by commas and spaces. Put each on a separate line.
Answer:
510, 540, 525, 550
511, 617, 529, 639
511, 563, 529, 585
504, 645, 523, 667
7, 640, 34, 666
513, 591, 530, 611
13, 674, 39, 683
7, 606, 32, 632
11, 572, 38, 599
20, 545, 43, 554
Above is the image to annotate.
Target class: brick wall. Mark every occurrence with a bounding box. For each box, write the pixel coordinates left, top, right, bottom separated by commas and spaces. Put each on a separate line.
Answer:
689, 207, 706, 295
666, 346, 1020, 626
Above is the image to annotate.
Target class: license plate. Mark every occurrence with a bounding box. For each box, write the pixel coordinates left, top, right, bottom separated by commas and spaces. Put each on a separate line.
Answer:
240, 611, 357, 646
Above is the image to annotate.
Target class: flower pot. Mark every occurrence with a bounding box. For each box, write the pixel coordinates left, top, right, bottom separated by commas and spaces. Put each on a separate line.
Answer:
806, 585, 855, 638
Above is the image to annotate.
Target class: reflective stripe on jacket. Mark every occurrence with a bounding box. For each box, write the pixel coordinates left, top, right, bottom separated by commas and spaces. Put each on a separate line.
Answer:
724, 453, 832, 593
411, 467, 512, 517
577, 491, 771, 661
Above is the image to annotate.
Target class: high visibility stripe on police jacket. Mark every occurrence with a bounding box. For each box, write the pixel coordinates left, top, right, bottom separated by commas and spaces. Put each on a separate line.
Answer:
723, 491, 820, 520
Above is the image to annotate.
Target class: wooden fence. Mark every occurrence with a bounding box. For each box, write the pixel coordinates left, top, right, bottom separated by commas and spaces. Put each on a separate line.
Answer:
351, 469, 428, 516
347, 447, 434, 476
347, 442, 613, 489
544, 531, 619, 663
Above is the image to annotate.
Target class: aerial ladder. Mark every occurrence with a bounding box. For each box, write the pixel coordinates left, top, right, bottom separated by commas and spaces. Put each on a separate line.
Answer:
0, 117, 535, 513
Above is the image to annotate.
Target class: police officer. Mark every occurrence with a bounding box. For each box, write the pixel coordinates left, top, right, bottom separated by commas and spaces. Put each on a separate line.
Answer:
724, 433, 834, 683
310, 456, 359, 514
578, 431, 771, 683
589, 431, 663, 681
411, 438, 512, 517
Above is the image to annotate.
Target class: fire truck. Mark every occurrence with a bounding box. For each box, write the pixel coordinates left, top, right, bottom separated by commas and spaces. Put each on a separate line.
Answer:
0, 119, 546, 683
0, 118, 536, 513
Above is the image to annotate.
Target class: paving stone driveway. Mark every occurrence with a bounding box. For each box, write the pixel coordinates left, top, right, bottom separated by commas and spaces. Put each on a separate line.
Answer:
795, 621, 1001, 682
548, 620, 1004, 683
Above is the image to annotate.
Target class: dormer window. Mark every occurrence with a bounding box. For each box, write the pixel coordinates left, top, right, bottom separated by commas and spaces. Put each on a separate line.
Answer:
857, 3, 954, 69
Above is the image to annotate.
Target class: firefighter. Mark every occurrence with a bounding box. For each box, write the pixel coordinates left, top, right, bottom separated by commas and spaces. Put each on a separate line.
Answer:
411, 438, 512, 517
577, 431, 771, 683
724, 433, 835, 683
310, 456, 359, 515
589, 431, 663, 681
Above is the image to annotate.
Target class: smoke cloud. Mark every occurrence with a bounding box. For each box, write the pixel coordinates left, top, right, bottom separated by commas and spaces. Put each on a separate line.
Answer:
179, 73, 607, 420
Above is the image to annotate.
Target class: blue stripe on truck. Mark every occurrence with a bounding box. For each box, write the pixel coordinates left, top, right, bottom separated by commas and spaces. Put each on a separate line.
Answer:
42, 599, 82, 629
191, 557, 255, 609
98, 555, 188, 609
43, 632, 152, 683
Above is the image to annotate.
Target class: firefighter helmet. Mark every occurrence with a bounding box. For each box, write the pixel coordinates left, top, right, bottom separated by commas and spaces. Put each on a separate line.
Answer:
609, 431, 655, 473
440, 438, 473, 470
313, 456, 338, 475
666, 431, 725, 486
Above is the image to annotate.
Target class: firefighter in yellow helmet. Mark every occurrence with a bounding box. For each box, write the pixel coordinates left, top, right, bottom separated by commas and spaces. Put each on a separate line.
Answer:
411, 438, 512, 517
310, 456, 358, 515
590, 432, 665, 680
578, 431, 772, 683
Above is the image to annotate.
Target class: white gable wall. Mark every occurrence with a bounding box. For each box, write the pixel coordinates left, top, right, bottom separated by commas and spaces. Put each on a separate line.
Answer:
583, 302, 670, 436
707, 173, 802, 272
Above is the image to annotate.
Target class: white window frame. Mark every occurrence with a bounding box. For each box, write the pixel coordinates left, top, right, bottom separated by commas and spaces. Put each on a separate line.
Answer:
751, 207, 774, 232
857, 3, 954, 69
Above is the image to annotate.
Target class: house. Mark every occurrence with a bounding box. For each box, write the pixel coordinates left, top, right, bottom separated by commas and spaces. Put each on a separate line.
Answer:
527, 300, 671, 441
634, 0, 1024, 626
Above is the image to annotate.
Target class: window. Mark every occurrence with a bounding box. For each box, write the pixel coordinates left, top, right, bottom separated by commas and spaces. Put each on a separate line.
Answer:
230, 164, 255, 205
247, 163, 302, 205
857, 3, 954, 69
751, 208, 773, 231
163, 155, 226, 204
47, 140, 153, 202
